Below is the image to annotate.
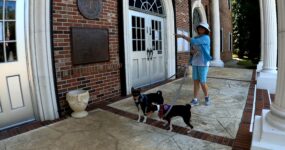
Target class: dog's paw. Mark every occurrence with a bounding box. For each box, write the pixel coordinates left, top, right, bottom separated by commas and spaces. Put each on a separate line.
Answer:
143, 119, 147, 123
163, 122, 168, 127
187, 129, 191, 133
137, 119, 141, 122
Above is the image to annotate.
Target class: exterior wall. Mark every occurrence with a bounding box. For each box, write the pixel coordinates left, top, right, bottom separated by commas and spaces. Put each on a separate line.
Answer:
220, 0, 233, 61
201, 0, 232, 62
51, 0, 233, 115
52, 0, 121, 115
175, 0, 190, 77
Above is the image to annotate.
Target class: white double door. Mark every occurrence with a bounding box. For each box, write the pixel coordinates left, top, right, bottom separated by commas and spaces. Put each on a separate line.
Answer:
0, 0, 35, 130
129, 11, 166, 88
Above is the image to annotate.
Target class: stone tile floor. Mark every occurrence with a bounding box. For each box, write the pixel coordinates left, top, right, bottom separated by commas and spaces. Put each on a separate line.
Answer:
0, 67, 255, 150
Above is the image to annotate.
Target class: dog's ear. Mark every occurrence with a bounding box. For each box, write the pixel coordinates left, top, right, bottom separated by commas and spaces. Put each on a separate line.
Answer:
138, 88, 141, 92
131, 87, 135, 93
131, 87, 140, 96
157, 90, 162, 95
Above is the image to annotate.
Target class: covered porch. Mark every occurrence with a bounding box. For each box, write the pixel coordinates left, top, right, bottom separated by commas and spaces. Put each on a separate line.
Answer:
0, 67, 258, 149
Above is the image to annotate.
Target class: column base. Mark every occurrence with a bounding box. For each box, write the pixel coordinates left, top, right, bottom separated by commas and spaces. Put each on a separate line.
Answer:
257, 71, 277, 93
210, 59, 224, 67
252, 109, 285, 150
256, 61, 263, 72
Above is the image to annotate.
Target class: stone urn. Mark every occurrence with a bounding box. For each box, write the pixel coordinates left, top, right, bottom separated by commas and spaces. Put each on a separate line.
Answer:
66, 89, 89, 118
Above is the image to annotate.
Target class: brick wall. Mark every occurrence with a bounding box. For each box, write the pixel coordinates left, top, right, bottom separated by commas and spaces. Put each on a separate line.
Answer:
52, 0, 121, 115
220, 0, 233, 61
175, 0, 191, 77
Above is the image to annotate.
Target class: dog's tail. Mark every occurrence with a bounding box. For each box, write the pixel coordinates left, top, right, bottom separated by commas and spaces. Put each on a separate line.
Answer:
185, 104, 191, 109
157, 90, 162, 96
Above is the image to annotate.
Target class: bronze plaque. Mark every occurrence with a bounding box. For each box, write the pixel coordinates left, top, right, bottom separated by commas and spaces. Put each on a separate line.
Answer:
77, 0, 102, 19
71, 27, 109, 65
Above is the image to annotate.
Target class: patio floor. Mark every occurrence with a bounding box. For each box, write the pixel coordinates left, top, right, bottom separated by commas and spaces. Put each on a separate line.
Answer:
0, 67, 255, 150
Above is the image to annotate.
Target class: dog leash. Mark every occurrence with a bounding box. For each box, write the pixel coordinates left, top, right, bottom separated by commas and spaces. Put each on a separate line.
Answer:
163, 65, 190, 117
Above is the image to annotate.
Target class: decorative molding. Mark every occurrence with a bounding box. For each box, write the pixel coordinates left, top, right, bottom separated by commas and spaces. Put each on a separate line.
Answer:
28, 0, 59, 120
77, 0, 102, 19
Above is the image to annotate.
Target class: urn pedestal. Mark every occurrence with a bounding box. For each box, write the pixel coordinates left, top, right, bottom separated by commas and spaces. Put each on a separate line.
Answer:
66, 89, 89, 118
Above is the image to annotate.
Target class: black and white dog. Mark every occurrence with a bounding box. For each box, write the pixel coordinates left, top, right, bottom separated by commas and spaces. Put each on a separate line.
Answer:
131, 87, 164, 123
147, 104, 193, 133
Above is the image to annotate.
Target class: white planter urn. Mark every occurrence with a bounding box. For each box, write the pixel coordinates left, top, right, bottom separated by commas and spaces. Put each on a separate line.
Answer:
66, 89, 89, 118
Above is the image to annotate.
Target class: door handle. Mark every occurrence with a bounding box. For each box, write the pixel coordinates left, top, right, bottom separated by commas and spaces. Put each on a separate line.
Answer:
149, 49, 153, 60
147, 49, 150, 60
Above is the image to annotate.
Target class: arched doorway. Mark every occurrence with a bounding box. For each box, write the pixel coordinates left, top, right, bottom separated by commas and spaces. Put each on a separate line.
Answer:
123, 0, 176, 93
191, 0, 208, 36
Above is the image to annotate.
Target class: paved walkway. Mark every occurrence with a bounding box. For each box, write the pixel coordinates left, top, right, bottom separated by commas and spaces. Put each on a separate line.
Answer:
0, 68, 254, 150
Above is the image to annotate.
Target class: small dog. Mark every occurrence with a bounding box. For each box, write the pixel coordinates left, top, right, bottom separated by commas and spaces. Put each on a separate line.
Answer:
147, 104, 193, 133
131, 87, 164, 123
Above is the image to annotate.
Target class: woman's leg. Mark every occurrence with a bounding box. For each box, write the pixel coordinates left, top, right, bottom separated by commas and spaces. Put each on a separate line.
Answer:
194, 80, 200, 98
192, 66, 200, 98
191, 66, 200, 105
200, 83, 208, 97
198, 66, 210, 105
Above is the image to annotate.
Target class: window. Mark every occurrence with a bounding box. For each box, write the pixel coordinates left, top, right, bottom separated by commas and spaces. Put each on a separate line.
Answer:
177, 29, 190, 52
229, 32, 233, 51
0, 0, 16, 63
132, 16, 146, 51
205, 5, 209, 22
151, 20, 162, 53
227, 0, 232, 10
129, 0, 164, 15
192, 8, 201, 37
220, 28, 224, 52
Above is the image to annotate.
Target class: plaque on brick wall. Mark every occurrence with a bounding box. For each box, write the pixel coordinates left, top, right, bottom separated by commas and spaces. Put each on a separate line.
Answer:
77, 0, 102, 19
71, 27, 109, 65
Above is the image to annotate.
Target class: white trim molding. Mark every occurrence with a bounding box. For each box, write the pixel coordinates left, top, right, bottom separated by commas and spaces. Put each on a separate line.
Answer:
27, 0, 59, 120
191, 0, 207, 23
123, 0, 176, 94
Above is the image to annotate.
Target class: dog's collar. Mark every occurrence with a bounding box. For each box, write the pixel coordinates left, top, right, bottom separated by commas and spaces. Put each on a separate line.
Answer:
138, 94, 148, 103
158, 104, 171, 118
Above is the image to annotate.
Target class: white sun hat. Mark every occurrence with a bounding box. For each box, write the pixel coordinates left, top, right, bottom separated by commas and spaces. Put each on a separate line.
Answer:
196, 22, 210, 32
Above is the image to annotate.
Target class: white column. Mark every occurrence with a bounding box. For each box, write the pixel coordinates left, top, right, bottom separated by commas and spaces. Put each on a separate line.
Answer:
251, 1, 285, 149
268, 0, 285, 129
261, 0, 277, 73
210, 0, 224, 67
256, 0, 277, 93
256, 0, 264, 72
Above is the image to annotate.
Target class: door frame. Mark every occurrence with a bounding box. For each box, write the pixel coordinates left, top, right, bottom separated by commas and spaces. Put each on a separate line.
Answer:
123, 0, 176, 94
26, 0, 59, 121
